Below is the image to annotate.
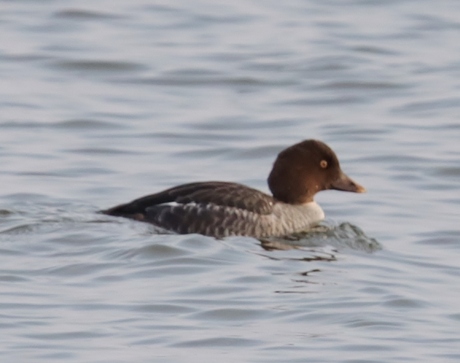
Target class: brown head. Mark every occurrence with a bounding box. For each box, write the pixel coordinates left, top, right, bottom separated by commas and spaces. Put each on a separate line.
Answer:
267, 139, 365, 204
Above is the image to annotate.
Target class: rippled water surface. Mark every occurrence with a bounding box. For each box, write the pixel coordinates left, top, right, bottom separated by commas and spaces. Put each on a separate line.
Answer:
1, 1, 460, 362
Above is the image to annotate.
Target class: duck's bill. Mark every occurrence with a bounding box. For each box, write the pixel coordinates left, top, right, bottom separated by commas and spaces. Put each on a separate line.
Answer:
330, 172, 366, 193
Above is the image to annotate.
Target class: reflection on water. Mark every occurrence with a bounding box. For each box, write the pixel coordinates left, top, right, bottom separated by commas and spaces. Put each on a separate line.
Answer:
260, 222, 381, 253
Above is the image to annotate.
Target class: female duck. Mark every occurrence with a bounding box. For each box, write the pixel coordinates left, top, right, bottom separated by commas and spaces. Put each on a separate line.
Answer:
103, 139, 365, 238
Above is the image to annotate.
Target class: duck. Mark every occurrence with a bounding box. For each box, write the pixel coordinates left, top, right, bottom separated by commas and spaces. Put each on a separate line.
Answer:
102, 139, 365, 238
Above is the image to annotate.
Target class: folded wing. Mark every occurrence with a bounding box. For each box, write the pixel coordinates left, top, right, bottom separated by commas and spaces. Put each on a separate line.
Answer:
103, 182, 275, 236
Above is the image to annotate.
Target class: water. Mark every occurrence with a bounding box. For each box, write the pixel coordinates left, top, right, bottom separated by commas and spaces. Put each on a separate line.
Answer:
1, 0, 460, 362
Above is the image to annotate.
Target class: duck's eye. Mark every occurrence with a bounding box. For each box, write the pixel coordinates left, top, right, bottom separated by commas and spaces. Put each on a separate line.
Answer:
320, 160, 328, 169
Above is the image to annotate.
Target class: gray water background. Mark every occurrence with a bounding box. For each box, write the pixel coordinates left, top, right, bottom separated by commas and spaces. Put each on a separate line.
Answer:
1, 1, 460, 362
